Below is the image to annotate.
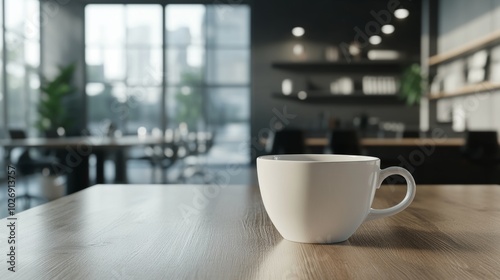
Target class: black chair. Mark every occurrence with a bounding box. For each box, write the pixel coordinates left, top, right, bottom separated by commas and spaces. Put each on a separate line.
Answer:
8, 130, 57, 174
176, 130, 217, 184
8, 130, 58, 208
328, 129, 362, 155
127, 128, 181, 184
461, 131, 500, 183
8, 129, 27, 140
402, 130, 420, 138
266, 129, 305, 154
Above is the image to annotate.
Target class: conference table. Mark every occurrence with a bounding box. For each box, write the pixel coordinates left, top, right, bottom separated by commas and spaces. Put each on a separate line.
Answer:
305, 137, 500, 184
305, 137, 466, 147
0, 135, 169, 193
1, 184, 499, 279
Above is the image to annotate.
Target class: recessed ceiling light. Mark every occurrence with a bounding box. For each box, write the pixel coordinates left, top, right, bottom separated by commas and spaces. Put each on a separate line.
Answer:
394, 8, 409, 19
381, 24, 395, 34
291, 27, 305, 37
369, 35, 382, 45
298, 91, 308, 100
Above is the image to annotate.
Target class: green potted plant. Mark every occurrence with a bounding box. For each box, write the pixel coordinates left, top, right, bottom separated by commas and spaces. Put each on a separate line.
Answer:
35, 63, 76, 137
399, 63, 425, 106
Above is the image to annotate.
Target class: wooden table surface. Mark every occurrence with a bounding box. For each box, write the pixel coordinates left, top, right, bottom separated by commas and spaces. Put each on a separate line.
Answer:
0, 135, 169, 149
305, 137, 467, 147
2, 184, 500, 279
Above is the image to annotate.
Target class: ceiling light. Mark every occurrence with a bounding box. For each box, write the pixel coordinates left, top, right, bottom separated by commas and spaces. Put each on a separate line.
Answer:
394, 8, 409, 19
369, 35, 382, 45
291, 27, 305, 37
381, 24, 395, 34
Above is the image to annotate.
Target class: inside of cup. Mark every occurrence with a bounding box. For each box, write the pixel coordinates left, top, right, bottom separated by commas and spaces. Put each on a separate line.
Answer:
259, 154, 379, 162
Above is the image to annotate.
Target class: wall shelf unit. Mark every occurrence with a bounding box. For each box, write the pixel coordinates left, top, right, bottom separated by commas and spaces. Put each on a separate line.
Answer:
429, 82, 500, 100
426, 30, 500, 100
271, 59, 416, 105
272, 60, 416, 73
272, 92, 405, 105
428, 29, 500, 66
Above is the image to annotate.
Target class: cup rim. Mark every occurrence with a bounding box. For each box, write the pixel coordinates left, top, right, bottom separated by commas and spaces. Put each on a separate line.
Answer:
257, 154, 380, 163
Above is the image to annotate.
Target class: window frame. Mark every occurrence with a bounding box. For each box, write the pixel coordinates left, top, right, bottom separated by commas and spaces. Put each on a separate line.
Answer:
84, 2, 251, 164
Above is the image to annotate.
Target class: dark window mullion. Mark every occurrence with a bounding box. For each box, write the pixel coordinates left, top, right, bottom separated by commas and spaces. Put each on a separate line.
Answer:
123, 4, 128, 88
201, 4, 209, 131
24, 63, 30, 131
2, 0, 7, 128
122, 4, 129, 131
161, 3, 167, 134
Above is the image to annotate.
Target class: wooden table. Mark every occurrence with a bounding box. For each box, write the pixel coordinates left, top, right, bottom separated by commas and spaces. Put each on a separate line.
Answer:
0, 136, 170, 192
305, 137, 466, 147
2, 184, 500, 279
0, 135, 169, 149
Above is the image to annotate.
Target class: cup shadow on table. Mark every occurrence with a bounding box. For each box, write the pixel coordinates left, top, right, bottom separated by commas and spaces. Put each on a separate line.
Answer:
339, 226, 495, 252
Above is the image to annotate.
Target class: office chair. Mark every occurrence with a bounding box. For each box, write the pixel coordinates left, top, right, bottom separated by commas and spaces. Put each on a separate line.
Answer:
461, 130, 500, 183
328, 129, 362, 155
402, 130, 420, 138
8, 130, 57, 173
266, 129, 305, 155
176, 130, 218, 184
8, 130, 58, 208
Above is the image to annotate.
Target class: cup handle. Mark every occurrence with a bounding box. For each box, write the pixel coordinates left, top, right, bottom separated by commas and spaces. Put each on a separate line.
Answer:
365, 166, 416, 221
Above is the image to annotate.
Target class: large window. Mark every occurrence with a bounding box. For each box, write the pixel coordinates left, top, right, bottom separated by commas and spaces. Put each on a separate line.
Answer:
85, 5, 163, 134
0, 0, 40, 135
165, 5, 250, 164
0, 0, 40, 177
85, 4, 250, 164
0, 2, 3, 132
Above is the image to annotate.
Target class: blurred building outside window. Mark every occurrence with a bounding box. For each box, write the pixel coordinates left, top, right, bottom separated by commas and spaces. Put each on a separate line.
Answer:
86, 4, 250, 164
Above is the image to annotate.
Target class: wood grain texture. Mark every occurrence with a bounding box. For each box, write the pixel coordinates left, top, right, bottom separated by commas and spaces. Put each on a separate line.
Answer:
1, 184, 500, 279
306, 137, 466, 147
0, 135, 169, 149
428, 82, 500, 100
428, 29, 500, 66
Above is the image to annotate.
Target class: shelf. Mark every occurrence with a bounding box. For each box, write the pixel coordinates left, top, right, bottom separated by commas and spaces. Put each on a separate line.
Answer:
272, 92, 405, 105
428, 82, 500, 100
428, 30, 500, 66
271, 60, 415, 73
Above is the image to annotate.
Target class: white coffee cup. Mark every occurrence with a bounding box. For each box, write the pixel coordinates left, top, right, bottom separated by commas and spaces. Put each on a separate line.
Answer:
257, 154, 416, 243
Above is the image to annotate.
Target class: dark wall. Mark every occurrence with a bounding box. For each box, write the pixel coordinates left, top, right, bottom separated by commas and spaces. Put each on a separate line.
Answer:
251, 0, 422, 160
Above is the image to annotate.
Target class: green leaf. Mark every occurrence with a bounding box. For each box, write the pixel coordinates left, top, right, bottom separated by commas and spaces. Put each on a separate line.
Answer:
36, 63, 76, 132
399, 63, 423, 106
